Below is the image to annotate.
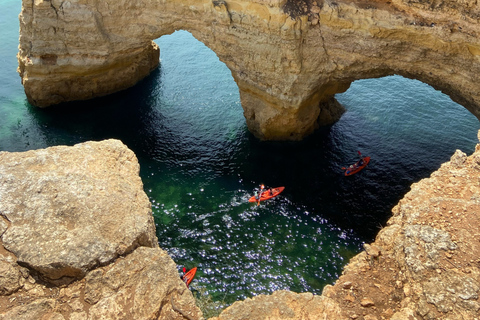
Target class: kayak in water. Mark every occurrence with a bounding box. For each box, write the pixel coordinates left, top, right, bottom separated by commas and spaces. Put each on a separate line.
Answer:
248, 186, 285, 203
343, 152, 370, 176
181, 267, 197, 288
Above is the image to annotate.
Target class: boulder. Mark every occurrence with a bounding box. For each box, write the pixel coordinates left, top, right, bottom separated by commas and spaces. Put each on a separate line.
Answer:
0, 139, 157, 283
0, 140, 201, 319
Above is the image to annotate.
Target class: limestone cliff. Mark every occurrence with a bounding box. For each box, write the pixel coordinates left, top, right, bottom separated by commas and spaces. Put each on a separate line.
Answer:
18, 0, 480, 140
0, 140, 201, 319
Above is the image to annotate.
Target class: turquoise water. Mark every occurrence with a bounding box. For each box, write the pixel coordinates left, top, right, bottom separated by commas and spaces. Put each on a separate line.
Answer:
2, 0, 480, 305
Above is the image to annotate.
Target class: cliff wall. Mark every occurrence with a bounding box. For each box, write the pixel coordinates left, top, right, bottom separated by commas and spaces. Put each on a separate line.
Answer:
18, 0, 480, 140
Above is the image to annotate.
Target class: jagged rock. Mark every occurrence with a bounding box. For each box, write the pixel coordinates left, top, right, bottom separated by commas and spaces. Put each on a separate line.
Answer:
0, 260, 24, 296
450, 149, 467, 168
3, 136, 480, 319
0, 140, 200, 319
209, 290, 343, 320
360, 298, 375, 307
0, 299, 58, 320
18, 0, 480, 140
0, 140, 157, 283
84, 247, 200, 320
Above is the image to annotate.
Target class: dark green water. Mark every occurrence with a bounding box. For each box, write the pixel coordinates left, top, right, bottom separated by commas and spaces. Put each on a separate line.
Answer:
1, 0, 480, 305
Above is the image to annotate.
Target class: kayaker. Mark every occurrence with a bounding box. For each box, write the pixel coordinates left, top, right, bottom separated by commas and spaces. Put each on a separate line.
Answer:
180, 267, 186, 282
257, 184, 265, 201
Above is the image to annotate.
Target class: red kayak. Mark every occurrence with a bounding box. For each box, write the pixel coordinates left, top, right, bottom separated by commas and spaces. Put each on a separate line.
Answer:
248, 186, 285, 203
344, 157, 370, 176
181, 267, 197, 288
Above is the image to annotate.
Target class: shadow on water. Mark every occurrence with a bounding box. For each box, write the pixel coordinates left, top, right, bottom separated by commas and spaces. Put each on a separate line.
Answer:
13, 30, 480, 304
2, 0, 478, 305
27, 68, 168, 155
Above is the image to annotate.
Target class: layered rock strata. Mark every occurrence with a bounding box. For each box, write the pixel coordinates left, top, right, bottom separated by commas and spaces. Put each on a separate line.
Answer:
211, 135, 480, 319
0, 140, 201, 319
18, 0, 480, 140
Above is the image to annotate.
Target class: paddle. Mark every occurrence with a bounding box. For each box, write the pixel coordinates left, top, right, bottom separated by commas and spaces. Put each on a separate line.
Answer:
257, 185, 264, 206
341, 151, 363, 170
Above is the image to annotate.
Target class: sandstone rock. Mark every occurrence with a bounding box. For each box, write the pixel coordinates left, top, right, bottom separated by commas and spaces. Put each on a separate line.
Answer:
390, 307, 417, 320
18, 0, 480, 140
450, 149, 467, 168
0, 140, 157, 283
342, 281, 353, 289
360, 298, 375, 307
210, 290, 343, 320
0, 299, 57, 320
2, 135, 480, 319
0, 260, 24, 295
363, 243, 381, 258
0, 140, 200, 319
85, 247, 201, 320
0, 218, 7, 237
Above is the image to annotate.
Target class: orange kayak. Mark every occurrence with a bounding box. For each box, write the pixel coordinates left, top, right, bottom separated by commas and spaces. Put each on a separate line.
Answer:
344, 157, 370, 176
181, 267, 197, 288
248, 187, 285, 203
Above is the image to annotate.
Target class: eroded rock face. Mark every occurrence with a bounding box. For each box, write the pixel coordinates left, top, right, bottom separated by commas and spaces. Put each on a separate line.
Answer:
0, 140, 157, 283
18, 0, 480, 140
210, 290, 343, 320
0, 140, 200, 319
3, 137, 480, 319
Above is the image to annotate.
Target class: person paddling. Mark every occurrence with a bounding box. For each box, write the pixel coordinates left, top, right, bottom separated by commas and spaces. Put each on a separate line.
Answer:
342, 151, 370, 176
357, 150, 364, 166
180, 267, 197, 288
257, 184, 265, 206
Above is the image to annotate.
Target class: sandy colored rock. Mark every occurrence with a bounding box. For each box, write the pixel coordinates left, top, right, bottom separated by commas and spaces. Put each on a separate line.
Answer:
18, 0, 480, 140
0, 140, 200, 319
209, 290, 343, 320
2, 135, 480, 318
0, 140, 157, 283
84, 247, 200, 320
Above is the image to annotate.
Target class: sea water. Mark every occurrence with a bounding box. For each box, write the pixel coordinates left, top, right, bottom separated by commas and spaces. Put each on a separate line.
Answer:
1, 0, 479, 304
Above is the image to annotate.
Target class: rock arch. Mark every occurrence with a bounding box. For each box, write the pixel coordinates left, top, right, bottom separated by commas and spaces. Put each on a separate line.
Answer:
18, 0, 480, 140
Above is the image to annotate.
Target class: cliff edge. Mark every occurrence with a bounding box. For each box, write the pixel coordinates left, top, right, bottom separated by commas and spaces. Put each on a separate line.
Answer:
211, 135, 480, 319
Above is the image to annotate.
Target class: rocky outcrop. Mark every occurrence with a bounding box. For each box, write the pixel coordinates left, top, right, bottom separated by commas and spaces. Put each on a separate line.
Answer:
211, 135, 480, 319
3, 137, 480, 319
0, 140, 201, 319
18, 0, 480, 140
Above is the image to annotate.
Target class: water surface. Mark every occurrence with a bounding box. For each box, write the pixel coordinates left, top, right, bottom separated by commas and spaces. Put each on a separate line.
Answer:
1, 0, 479, 304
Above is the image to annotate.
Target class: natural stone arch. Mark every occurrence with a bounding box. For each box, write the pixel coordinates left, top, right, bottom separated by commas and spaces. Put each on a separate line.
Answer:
18, 0, 480, 141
